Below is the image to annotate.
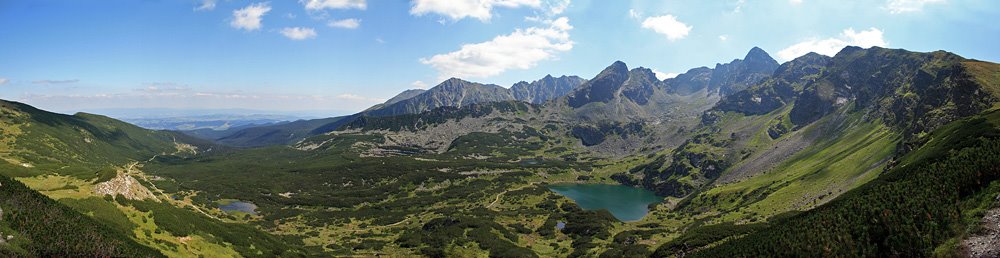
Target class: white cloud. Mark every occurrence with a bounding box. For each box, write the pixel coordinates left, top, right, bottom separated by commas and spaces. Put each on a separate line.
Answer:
790, 0, 803, 4
195, 0, 216, 11
328, 18, 361, 29
301, 0, 366, 10
411, 80, 429, 89
652, 69, 678, 80
409, 0, 543, 21
886, 0, 945, 14
231, 3, 271, 31
280, 27, 318, 40
776, 27, 888, 61
546, 0, 570, 15
719, 35, 728, 41
628, 9, 642, 19
641, 15, 691, 41
420, 16, 573, 79
0, 78, 8, 85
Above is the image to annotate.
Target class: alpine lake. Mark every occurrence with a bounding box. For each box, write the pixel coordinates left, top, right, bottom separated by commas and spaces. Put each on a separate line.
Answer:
547, 183, 662, 222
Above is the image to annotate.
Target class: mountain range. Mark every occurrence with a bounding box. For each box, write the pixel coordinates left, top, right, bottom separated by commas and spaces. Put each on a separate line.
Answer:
2, 46, 1000, 257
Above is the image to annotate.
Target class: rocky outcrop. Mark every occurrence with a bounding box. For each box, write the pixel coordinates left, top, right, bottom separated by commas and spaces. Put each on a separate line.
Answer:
665, 67, 713, 95
708, 47, 780, 96
961, 195, 1000, 258
789, 47, 999, 138
712, 52, 831, 116
93, 172, 158, 201
365, 78, 517, 117
567, 61, 631, 108
511, 75, 586, 104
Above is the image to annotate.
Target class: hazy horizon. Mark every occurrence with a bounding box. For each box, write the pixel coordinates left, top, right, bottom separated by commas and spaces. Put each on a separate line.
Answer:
2, 0, 998, 114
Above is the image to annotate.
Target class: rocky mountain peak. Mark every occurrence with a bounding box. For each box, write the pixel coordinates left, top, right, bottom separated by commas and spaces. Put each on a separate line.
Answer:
600, 61, 629, 77
628, 67, 658, 81
708, 48, 780, 95
742, 47, 779, 69
510, 74, 586, 104
567, 61, 631, 108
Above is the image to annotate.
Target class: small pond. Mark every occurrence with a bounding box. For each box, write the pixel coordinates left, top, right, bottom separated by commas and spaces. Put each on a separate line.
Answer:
218, 200, 258, 215
547, 184, 662, 222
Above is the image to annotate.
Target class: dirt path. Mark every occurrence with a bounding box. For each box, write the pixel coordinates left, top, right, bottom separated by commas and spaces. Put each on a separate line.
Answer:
961, 195, 1000, 257
487, 183, 537, 209
346, 216, 414, 233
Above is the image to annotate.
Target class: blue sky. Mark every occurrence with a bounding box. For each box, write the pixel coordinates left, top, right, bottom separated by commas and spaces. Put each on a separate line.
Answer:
1, 0, 998, 116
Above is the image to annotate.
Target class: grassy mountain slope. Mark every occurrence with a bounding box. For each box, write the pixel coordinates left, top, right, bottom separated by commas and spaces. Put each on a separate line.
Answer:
627, 47, 999, 201
0, 99, 309, 257
0, 100, 192, 181
0, 174, 164, 257
679, 106, 1000, 257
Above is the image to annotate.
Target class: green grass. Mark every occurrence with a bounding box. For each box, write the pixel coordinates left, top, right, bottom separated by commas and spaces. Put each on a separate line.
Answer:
0, 175, 164, 257
689, 114, 899, 221
688, 108, 1000, 257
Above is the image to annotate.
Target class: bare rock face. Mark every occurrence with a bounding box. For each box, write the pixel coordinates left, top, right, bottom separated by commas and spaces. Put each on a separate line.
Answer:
93, 172, 158, 201
961, 196, 1000, 258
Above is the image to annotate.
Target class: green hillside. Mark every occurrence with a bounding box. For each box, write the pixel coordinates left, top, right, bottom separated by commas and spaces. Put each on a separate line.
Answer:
0, 99, 309, 257
0, 174, 163, 257
680, 107, 1000, 257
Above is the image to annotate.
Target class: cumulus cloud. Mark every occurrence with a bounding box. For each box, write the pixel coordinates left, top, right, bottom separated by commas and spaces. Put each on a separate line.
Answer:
719, 35, 728, 41
641, 15, 691, 41
328, 18, 361, 29
411, 80, 429, 89
886, 0, 945, 14
420, 16, 573, 79
280, 27, 317, 40
0, 78, 8, 85
652, 69, 678, 80
301, 0, 366, 10
790, 0, 803, 4
231, 3, 271, 31
410, 0, 544, 21
32, 79, 79, 84
195, 0, 216, 11
776, 27, 888, 61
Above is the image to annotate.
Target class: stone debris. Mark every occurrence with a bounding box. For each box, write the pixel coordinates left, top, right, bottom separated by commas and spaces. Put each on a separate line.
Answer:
93, 172, 159, 201
961, 195, 1000, 258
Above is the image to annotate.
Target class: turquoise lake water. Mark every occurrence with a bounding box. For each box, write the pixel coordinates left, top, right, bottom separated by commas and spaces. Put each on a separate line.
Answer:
547, 184, 662, 222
